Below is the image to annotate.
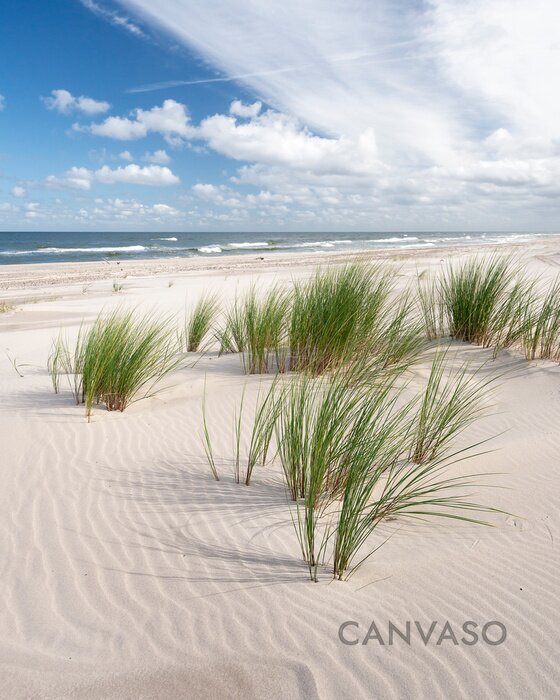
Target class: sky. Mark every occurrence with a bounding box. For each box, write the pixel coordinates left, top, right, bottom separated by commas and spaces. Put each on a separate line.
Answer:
0, 0, 559, 233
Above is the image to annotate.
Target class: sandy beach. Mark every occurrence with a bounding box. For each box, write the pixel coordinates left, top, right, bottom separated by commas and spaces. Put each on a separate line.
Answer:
1, 239, 560, 699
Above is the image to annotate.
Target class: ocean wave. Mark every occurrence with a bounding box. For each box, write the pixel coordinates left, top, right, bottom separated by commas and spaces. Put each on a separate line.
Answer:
370, 236, 420, 243
227, 241, 269, 249
294, 239, 355, 248
198, 245, 222, 254
157, 237, 178, 241
0, 245, 148, 256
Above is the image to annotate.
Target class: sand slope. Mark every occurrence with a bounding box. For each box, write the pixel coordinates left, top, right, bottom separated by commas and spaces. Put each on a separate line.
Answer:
1, 245, 559, 698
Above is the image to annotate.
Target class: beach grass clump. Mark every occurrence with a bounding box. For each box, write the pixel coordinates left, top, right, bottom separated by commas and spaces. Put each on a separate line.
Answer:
271, 359, 408, 579
521, 278, 560, 361
48, 309, 180, 417
410, 349, 494, 465
440, 256, 518, 347
248, 351, 501, 581
182, 293, 220, 352
218, 286, 290, 373
288, 263, 395, 374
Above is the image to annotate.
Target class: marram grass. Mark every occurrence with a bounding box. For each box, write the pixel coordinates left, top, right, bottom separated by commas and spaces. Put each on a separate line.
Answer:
218, 286, 290, 373
288, 263, 396, 374
182, 293, 220, 352
410, 348, 494, 465
521, 277, 560, 361
49, 309, 180, 418
239, 352, 502, 581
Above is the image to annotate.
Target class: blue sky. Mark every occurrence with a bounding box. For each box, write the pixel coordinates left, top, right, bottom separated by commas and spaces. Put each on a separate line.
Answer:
1, 0, 559, 232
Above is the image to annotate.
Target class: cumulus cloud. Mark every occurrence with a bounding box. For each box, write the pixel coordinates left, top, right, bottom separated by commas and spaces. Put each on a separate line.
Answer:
45, 164, 180, 189
143, 149, 170, 164
95, 164, 179, 185
119, 150, 134, 161
42, 89, 110, 115
79, 99, 192, 143
82, 98, 379, 176
196, 109, 379, 175
11, 186, 26, 198
230, 100, 262, 118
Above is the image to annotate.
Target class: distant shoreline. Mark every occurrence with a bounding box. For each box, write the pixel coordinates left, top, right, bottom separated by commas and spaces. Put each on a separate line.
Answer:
1, 235, 560, 292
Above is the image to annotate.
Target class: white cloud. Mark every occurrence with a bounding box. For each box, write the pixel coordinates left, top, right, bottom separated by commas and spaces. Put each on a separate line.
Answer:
196, 108, 379, 175
11, 186, 26, 198
95, 164, 179, 185
81, 99, 192, 143
119, 150, 134, 161
115, 0, 560, 229
84, 98, 379, 175
45, 167, 94, 190
230, 100, 261, 118
45, 164, 180, 189
42, 89, 110, 115
0, 95, 5, 111
152, 203, 179, 215
143, 149, 170, 164
78, 0, 147, 39
83, 198, 182, 222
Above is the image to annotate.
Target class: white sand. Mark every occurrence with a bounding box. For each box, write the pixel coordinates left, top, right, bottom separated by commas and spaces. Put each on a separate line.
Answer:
1, 242, 559, 698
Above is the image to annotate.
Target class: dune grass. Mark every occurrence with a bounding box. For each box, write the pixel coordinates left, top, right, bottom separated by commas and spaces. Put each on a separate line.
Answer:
288, 263, 395, 374
421, 256, 560, 362
48, 325, 88, 402
244, 380, 280, 484
368, 292, 427, 369
218, 286, 290, 373
216, 294, 246, 355
521, 278, 560, 361
410, 349, 495, 464
332, 433, 501, 580
48, 309, 180, 417
201, 376, 220, 481
272, 360, 407, 579
183, 293, 220, 352
417, 275, 445, 340
240, 349, 501, 581
440, 256, 519, 347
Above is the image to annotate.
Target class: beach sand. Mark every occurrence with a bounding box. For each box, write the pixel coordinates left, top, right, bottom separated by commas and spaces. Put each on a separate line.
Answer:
1, 240, 559, 698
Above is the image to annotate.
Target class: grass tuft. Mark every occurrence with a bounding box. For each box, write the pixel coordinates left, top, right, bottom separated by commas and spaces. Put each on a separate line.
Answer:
183, 293, 220, 352
48, 309, 180, 418
521, 277, 560, 361
289, 263, 395, 374
218, 286, 290, 373
440, 256, 516, 346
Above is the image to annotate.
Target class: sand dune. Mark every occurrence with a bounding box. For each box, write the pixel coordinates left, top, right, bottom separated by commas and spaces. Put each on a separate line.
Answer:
1, 243, 559, 698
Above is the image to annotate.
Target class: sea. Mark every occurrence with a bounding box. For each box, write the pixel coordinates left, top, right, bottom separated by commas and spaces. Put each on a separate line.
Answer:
0, 231, 553, 265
